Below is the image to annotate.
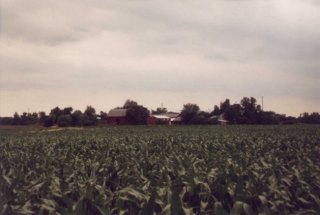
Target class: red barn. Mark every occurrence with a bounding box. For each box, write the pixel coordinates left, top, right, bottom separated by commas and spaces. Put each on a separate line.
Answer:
107, 109, 129, 125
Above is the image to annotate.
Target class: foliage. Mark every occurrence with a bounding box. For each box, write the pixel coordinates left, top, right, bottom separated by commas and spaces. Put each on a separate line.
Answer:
180, 103, 200, 124
152, 107, 168, 115
63, 107, 73, 115
299, 112, 320, 124
8, 112, 39, 125
1, 125, 319, 214
212, 105, 220, 115
50, 107, 63, 122
126, 105, 150, 125
100, 111, 108, 120
123, 100, 138, 109
123, 100, 150, 125
38, 112, 47, 124
1, 97, 320, 126
43, 116, 55, 127
220, 99, 231, 114
83, 106, 97, 126
71, 110, 83, 126
57, 115, 72, 127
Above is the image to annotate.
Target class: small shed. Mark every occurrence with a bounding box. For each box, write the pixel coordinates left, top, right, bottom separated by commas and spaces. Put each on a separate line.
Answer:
107, 109, 129, 125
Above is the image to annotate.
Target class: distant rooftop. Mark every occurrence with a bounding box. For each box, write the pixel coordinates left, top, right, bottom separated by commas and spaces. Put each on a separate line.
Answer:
163, 112, 180, 118
151, 115, 170, 119
108, 108, 127, 117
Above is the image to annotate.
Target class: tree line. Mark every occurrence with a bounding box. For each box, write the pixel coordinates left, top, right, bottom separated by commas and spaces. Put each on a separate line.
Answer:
0, 97, 319, 126
0, 106, 104, 127
180, 97, 320, 124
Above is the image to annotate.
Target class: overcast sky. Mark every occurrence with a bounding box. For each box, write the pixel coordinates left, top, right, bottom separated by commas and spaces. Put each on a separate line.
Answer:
1, 0, 319, 117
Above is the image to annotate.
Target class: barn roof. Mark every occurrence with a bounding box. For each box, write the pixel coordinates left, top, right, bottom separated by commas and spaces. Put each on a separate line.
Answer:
108, 109, 127, 117
151, 115, 171, 119
163, 112, 180, 118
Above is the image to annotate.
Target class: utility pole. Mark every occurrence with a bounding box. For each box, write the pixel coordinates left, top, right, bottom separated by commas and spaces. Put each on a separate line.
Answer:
262, 96, 264, 111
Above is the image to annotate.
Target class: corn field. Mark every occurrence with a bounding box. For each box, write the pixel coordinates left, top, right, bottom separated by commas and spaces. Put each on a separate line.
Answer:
1, 125, 320, 214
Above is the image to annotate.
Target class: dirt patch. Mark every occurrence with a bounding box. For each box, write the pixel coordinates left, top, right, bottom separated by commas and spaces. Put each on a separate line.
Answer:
45, 127, 84, 132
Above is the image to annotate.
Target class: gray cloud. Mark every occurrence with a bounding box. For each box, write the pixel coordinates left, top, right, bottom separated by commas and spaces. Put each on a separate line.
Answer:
0, 0, 319, 116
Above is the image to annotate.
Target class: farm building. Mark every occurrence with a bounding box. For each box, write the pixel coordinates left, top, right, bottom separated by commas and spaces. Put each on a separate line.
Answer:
163, 112, 179, 119
107, 108, 129, 125
210, 114, 229, 125
171, 116, 182, 124
147, 115, 171, 125
147, 112, 181, 125
218, 119, 228, 125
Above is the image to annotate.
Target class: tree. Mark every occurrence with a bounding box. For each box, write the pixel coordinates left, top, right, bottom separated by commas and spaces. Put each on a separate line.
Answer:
256, 111, 280, 124
0, 117, 12, 125
240, 97, 259, 124
79, 114, 91, 126
299, 112, 320, 124
83, 106, 97, 126
220, 99, 230, 113
12, 112, 21, 125
30, 112, 39, 124
63, 107, 73, 115
127, 105, 150, 125
190, 111, 210, 124
43, 116, 55, 127
282, 116, 298, 124
123, 100, 138, 109
84, 106, 96, 116
72, 110, 83, 126
57, 115, 72, 127
257, 105, 262, 112
224, 104, 242, 124
19, 112, 38, 125
39, 112, 47, 123
152, 107, 167, 115
241, 97, 257, 112
99, 111, 108, 120
121, 100, 150, 124
180, 103, 200, 124
20, 112, 29, 125
212, 105, 220, 115
50, 107, 63, 123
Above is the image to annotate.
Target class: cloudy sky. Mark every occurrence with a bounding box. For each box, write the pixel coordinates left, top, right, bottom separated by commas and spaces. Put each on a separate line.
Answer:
1, 0, 319, 116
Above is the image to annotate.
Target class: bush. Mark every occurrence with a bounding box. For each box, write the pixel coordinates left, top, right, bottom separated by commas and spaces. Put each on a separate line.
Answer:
43, 116, 55, 127
57, 115, 72, 127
